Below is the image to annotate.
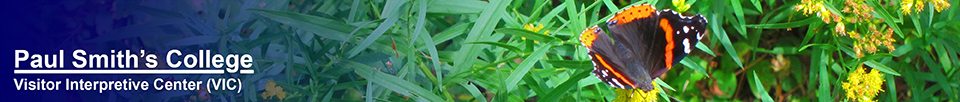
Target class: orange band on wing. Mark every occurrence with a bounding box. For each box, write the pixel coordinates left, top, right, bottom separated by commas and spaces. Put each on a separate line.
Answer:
595, 54, 636, 87
660, 18, 675, 69
580, 27, 599, 48
607, 4, 655, 25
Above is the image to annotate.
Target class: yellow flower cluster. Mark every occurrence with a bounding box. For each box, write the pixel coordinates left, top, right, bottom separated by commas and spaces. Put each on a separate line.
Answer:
795, 0, 842, 23
797, 0, 899, 58
613, 82, 660, 102
842, 0, 874, 23
262, 80, 287, 100
902, 0, 952, 14
841, 67, 885, 102
850, 25, 896, 58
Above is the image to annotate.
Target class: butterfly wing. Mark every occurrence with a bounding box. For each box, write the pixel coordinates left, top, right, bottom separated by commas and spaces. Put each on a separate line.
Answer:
581, 26, 643, 89
648, 10, 708, 77
603, 4, 663, 91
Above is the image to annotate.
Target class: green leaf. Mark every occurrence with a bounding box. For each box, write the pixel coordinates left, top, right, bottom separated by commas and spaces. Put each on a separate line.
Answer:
798, 44, 836, 52
816, 49, 831, 102
654, 78, 676, 91
745, 17, 818, 29
885, 73, 898, 101
426, 0, 487, 14
378, 0, 406, 18
695, 42, 716, 56
505, 44, 553, 91
658, 84, 673, 102
800, 22, 824, 45
538, 70, 590, 102
563, 0, 585, 34
460, 83, 488, 102
750, 0, 762, 13
680, 58, 710, 77
934, 43, 954, 73
538, 2, 567, 25
408, 0, 429, 46
451, 0, 511, 74
546, 60, 592, 70
346, 0, 402, 58
431, 23, 470, 44
709, 15, 745, 68
751, 71, 775, 102
416, 26, 445, 93
346, 0, 363, 22
495, 28, 560, 43
349, 61, 445, 102
864, 60, 901, 76
729, 0, 747, 37
467, 41, 524, 53
602, 0, 619, 13
249, 9, 367, 42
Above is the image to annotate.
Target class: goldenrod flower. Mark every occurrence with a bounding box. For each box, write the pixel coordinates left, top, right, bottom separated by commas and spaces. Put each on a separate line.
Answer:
841, 0, 874, 22
842, 66, 885, 102
903, 0, 951, 14
795, 0, 841, 23
262, 80, 287, 100
835, 23, 847, 35
613, 82, 660, 102
882, 27, 896, 51
902, 0, 921, 14
848, 25, 896, 58
932, 0, 952, 12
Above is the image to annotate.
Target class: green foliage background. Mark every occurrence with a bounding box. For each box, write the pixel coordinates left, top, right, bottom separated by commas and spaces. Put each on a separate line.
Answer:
77, 0, 960, 101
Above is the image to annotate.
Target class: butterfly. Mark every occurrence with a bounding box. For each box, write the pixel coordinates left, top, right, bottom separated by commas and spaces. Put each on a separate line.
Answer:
580, 4, 707, 91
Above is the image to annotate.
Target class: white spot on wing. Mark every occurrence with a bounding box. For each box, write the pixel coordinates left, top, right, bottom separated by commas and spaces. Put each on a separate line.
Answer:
699, 15, 708, 23
601, 70, 608, 77
697, 32, 704, 40
683, 38, 692, 53
683, 26, 690, 33
611, 79, 624, 88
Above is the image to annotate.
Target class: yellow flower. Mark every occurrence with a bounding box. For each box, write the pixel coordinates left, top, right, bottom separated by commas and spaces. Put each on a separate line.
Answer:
932, 0, 952, 12
262, 80, 287, 100
613, 82, 660, 102
835, 23, 846, 36
902, 0, 919, 14
277, 87, 286, 99
847, 25, 896, 58
522, 23, 550, 42
841, 0, 874, 22
903, 0, 951, 14
672, 0, 692, 13
795, 0, 841, 23
842, 66, 885, 101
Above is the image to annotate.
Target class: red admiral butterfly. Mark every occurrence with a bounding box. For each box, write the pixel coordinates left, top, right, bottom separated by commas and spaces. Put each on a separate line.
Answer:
580, 4, 707, 91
